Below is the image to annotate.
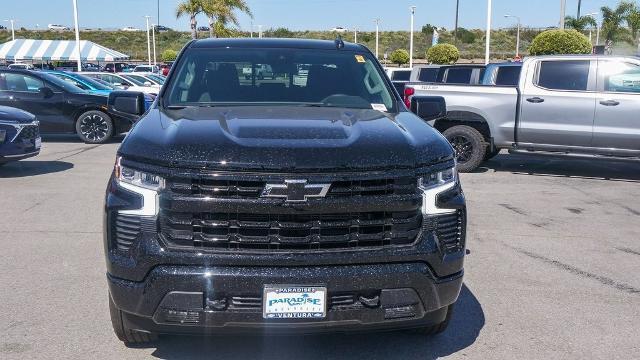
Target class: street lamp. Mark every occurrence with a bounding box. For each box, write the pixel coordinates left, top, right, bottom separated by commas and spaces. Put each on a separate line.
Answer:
144, 15, 152, 66
485, 0, 492, 64
560, 0, 566, 29
72, 0, 82, 72
504, 14, 521, 57
374, 18, 380, 59
3, 19, 16, 41
151, 24, 157, 66
586, 12, 598, 44
354, 27, 357, 43
409, 5, 416, 68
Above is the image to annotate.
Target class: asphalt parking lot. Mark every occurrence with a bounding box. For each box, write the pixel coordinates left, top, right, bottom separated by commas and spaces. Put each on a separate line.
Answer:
1, 138, 639, 360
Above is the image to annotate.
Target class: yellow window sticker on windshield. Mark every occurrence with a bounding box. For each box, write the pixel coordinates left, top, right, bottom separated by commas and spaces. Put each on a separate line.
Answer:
355, 55, 366, 63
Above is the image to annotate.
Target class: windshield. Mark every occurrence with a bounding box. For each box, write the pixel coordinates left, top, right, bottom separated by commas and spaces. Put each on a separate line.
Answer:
50, 73, 114, 91
119, 74, 146, 86
146, 74, 165, 84
164, 48, 395, 111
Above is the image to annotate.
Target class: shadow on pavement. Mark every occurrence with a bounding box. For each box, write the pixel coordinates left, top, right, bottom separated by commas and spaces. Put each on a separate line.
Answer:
142, 285, 483, 360
479, 154, 640, 183
0, 160, 74, 178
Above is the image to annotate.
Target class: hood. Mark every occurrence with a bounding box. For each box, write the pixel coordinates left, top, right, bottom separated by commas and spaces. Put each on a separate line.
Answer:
0, 106, 36, 123
118, 106, 454, 172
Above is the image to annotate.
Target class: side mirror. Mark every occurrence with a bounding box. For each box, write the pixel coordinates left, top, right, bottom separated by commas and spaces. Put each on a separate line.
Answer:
39, 87, 54, 99
108, 91, 146, 120
410, 96, 446, 121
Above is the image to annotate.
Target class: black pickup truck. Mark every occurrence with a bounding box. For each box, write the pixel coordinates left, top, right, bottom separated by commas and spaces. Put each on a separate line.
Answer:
104, 38, 466, 343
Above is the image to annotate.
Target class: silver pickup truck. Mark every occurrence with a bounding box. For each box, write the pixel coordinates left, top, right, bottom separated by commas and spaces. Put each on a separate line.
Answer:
406, 55, 640, 172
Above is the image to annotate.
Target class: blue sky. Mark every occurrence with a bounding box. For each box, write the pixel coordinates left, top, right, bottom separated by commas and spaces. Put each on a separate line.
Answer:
1, 0, 626, 32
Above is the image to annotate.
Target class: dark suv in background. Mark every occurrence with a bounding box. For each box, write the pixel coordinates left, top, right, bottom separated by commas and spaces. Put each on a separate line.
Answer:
0, 69, 136, 143
0, 106, 40, 165
104, 38, 466, 343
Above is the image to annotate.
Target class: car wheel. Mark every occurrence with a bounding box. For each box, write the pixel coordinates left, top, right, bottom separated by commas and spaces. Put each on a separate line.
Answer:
484, 147, 501, 161
109, 294, 158, 344
76, 110, 114, 144
443, 125, 487, 173
414, 304, 454, 336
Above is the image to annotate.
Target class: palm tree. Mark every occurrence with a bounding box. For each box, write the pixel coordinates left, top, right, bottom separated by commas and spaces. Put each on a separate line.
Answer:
202, 0, 252, 38
564, 15, 597, 32
176, 0, 203, 40
600, 1, 634, 43
626, 4, 640, 49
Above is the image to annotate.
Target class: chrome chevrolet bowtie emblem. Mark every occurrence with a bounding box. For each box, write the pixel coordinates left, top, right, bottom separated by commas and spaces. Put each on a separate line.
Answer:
262, 180, 331, 202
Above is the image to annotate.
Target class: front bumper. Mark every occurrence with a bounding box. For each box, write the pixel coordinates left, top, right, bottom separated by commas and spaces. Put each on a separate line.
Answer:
108, 263, 463, 334
0, 122, 40, 163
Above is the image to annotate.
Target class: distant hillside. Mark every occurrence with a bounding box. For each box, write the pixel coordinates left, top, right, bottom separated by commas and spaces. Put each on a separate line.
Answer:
0, 27, 549, 62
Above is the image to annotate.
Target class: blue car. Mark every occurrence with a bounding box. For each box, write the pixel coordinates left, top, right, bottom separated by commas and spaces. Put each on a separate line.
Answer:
0, 106, 40, 165
44, 71, 154, 110
43, 70, 115, 96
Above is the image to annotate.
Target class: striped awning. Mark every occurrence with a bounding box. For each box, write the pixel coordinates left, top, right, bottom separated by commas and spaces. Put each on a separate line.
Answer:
0, 39, 129, 62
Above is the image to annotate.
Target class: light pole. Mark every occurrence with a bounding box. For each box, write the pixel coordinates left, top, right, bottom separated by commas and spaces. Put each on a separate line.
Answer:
354, 27, 357, 43
409, 5, 416, 68
485, 0, 492, 64
454, 0, 460, 44
3, 20, 16, 41
560, 0, 566, 29
144, 15, 152, 66
258, 25, 263, 38
151, 24, 157, 66
587, 12, 597, 44
504, 14, 521, 57
72, 0, 82, 72
374, 18, 380, 59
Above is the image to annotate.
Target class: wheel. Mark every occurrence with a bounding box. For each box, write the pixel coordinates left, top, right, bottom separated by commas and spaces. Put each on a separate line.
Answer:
109, 294, 158, 344
443, 125, 487, 173
414, 304, 454, 336
76, 110, 113, 144
484, 147, 501, 161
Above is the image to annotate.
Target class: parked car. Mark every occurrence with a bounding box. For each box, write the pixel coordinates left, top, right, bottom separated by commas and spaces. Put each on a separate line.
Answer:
410, 64, 486, 84
122, 64, 138, 73
0, 25, 6, 30
7, 63, 35, 70
133, 65, 159, 74
160, 63, 172, 76
129, 72, 165, 86
43, 71, 115, 95
153, 25, 171, 32
103, 63, 129, 73
48, 24, 70, 31
82, 72, 159, 96
481, 62, 522, 86
0, 69, 136, 143
0, 106, 40, 165
405, 55, 640, 172
121, 26, 140, 32
104, 38, 464, 344
197, 26, 210, 32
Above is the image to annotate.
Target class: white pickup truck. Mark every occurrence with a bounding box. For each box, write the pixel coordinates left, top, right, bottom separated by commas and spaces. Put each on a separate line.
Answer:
405, 55, 640, 172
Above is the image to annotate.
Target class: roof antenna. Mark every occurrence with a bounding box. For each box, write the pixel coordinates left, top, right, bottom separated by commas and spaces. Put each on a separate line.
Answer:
335, 35, 344, 49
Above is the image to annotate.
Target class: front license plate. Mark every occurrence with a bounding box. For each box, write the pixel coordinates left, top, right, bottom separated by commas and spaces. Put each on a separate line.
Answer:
35, 137, 41, 149
263, 286, 326, 319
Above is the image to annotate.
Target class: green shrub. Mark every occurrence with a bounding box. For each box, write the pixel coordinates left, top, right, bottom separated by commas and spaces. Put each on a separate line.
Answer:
426, 43, 460, 64
528, 29, 591, 55
161, 49, 178, 62
389, 49, 410, 65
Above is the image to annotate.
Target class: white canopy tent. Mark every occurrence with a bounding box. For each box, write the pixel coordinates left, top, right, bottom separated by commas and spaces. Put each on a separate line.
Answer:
0, 39, 129, 62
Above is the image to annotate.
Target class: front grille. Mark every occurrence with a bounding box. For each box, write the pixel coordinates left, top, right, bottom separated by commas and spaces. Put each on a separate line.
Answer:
424, 210, 465, 254
168, 177, 417, 199
160, 210, 421, 251
15, 125, 39, 142
218, 292, 380, 312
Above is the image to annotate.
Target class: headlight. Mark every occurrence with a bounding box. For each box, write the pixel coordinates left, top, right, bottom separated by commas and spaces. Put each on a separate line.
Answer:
113, 157, 164, 216
418, 166, 458, 215
115, 157, 164, 191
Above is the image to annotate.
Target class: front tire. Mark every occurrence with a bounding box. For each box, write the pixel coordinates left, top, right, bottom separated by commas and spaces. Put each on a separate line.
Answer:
443, 125, 487, 173
414, 304, 454, 336
109, 294, 158, 344
76, 110, 113, 144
